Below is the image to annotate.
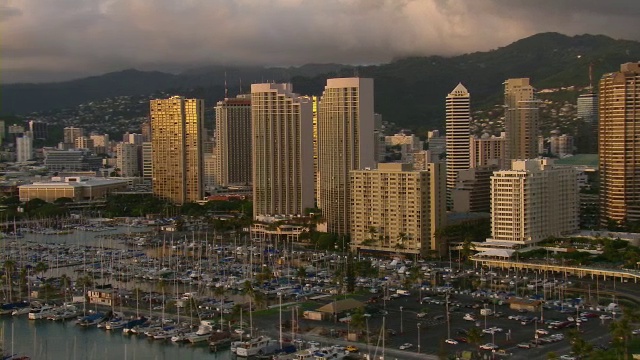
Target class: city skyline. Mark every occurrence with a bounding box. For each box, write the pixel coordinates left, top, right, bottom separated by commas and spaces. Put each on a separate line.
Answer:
2, 1, 640, 83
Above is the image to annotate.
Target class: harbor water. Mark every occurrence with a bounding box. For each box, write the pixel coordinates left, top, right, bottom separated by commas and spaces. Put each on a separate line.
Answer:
0, 315, 233, 360
1, 226, 235, 359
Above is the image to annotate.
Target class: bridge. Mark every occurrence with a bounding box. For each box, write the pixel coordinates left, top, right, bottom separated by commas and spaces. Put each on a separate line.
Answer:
471, 256, 640, 283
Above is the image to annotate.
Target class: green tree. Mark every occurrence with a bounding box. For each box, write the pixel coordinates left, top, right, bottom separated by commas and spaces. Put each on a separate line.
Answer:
466, 326, 483, 358
546, 352, 558, 360
296, 267, 306, 280
35, 261, 48, 278
349, 307, 366, 333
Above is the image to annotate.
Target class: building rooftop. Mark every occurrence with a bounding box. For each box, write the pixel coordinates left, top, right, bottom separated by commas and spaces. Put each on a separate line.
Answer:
555, 154, 598, 167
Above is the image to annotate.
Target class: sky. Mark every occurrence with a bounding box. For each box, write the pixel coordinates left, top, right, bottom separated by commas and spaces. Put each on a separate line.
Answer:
2, 0, 640, 83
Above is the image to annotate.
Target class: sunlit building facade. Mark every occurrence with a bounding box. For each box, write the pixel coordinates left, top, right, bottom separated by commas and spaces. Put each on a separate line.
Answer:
599, 62, 640, 226
317, 78, 375, 236
150, 96, 204, 204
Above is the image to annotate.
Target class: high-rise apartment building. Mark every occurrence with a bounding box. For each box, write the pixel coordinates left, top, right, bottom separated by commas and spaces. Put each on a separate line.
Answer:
251, 83, 314, 219
141, 121, 152, 142
599, 62, 640, 226
63, 127, 84, 146
577, 92, 598, 126
452, 166, 496, 213
203, 153, 216, 190
16, 134, 33, 162
74, 136, 94, 150
116, 142, 140, 177
350, 162, 447, 256
549, 133, 574, 157
489, 158, 578, 244
89, 134, 109, 147
312, 95, 320, 207
28, 121, 47, 140
470, 132, 507, 169
214, 95, 252, 187
427, 130, 446, 163
150, 96, 204, 204
504, 78, 540, 160
445, 83, 471, 207
124, 133, 143, 145
317, 78, 375, 236
142, 142, 152, 182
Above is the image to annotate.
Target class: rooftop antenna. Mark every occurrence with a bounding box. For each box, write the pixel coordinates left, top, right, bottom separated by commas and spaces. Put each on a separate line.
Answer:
224, 71, 228, 99
239, 78, 243, 94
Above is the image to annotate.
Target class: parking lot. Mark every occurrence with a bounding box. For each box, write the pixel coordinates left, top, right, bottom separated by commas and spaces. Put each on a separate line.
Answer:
291, 289, 616, 359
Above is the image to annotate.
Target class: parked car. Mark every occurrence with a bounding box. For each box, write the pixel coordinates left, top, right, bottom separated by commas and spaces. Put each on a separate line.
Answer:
399, 343, 413, 350
479, 343, 499, 350
445, 339, 458, 345
517, 343, 532, 349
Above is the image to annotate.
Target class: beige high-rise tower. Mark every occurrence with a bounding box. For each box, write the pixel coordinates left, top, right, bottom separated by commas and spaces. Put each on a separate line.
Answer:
318, 78, 375, 236
350, 162, 447, 256
214, 95, 252, 187
599, 62, 640, 226
251, 83, 314, 219
150, 96, 204, 204
445, 83, 471, 208
504, 78, 540, 160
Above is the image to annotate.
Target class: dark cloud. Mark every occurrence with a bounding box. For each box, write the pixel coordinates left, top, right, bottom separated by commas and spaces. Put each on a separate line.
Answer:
2, 0, 639, 83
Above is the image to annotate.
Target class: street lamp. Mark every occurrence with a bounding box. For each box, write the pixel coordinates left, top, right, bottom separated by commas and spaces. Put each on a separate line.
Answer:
277, 292, 283, 349
417, 323, 421, 354
365, 314, 371, 358
400, 306, 404, 334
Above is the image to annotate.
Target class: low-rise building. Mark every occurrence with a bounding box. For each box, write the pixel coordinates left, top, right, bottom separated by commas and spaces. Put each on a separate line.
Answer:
19, 177, 128, 202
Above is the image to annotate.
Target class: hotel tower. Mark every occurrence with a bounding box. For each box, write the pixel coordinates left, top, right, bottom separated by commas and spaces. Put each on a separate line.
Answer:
150, 96, 204, 204
317, 78, 375, 236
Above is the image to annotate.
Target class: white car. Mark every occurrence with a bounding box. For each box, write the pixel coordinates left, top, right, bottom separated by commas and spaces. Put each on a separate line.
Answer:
633, 329, 640, 335
445, 339, 459, 345
463, 314, 476, 321
399, 343, 413, 350
479, 343, 499, 350
307, 341, 320, 347
560, 355, 577, 360
536, 329, 549, 335
417, 312, 428, 318
600, 314, 612, 320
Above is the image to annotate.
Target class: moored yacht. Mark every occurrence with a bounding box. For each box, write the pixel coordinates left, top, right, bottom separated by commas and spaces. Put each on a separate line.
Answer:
235, 336, 279, 357
28, 304, 55, 320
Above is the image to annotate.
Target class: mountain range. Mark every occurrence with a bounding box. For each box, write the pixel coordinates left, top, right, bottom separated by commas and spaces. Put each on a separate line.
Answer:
2, 32, 640, 131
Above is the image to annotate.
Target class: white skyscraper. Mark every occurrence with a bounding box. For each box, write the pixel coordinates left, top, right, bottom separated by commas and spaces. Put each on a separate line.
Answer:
16, 134, 33, 163
446, 83, 471, 207
489, 158, 578, 244
116, 142, 140, 177
317, 78, 375, 236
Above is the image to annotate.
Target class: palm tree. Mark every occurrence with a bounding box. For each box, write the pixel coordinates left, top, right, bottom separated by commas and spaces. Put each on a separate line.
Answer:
610, 316, 632, 359
466, 326, 483, 358
35, 261, 48, 279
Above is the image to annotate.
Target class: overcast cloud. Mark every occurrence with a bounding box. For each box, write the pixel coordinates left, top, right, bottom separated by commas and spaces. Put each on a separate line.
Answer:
1, 0, 639, 83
